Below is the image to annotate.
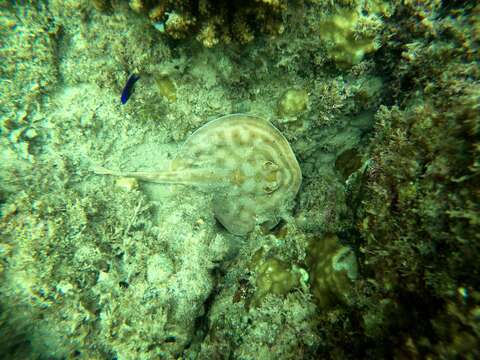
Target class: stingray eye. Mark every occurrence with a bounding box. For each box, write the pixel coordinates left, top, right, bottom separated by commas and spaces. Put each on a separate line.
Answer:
264, 181, 279, 194
263, 160, 279, 186
263, 161, 279, 170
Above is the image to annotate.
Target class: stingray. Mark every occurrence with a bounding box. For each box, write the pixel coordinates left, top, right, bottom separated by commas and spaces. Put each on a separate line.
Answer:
95, 114, 302, 235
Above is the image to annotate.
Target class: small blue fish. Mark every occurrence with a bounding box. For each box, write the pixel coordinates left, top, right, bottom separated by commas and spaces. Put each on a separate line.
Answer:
121, 74, 140, 104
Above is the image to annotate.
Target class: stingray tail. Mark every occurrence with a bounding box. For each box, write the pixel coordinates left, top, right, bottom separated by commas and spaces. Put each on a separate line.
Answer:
92, 166, 122, 176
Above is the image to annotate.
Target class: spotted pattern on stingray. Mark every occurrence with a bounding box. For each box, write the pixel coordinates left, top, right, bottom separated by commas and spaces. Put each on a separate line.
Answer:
94, 114, 302, 235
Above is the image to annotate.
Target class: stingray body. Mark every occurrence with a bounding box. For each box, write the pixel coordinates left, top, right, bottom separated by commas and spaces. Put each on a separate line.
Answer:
95, 114, 302, 235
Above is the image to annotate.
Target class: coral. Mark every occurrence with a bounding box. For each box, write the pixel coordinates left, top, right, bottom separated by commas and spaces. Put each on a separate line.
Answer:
318, 6, 384, 67
277, 88, 309, 118
197, 225, 319, 359
428, 288, 480, 358
200, 292, 320, 359
164, 11, 196, 40
350, 1, 480, 356
295, 171, 351, 234
123, 0, 288, 47
251, 255, 302, 307
129, 0, 146, 13
306, 233, 358, 309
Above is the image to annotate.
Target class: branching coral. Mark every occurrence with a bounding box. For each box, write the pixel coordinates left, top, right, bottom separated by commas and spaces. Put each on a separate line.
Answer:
125, 0, 287, 47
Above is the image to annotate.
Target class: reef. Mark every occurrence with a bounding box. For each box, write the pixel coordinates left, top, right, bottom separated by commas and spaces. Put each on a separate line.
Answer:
1, 0, 479, 359
350, 1, 480, 356
126, 0, 287, 47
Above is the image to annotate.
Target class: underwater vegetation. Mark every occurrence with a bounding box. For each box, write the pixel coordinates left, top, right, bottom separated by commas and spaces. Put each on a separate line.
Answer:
350, 1, 480, 356
0, 0, 479, 359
